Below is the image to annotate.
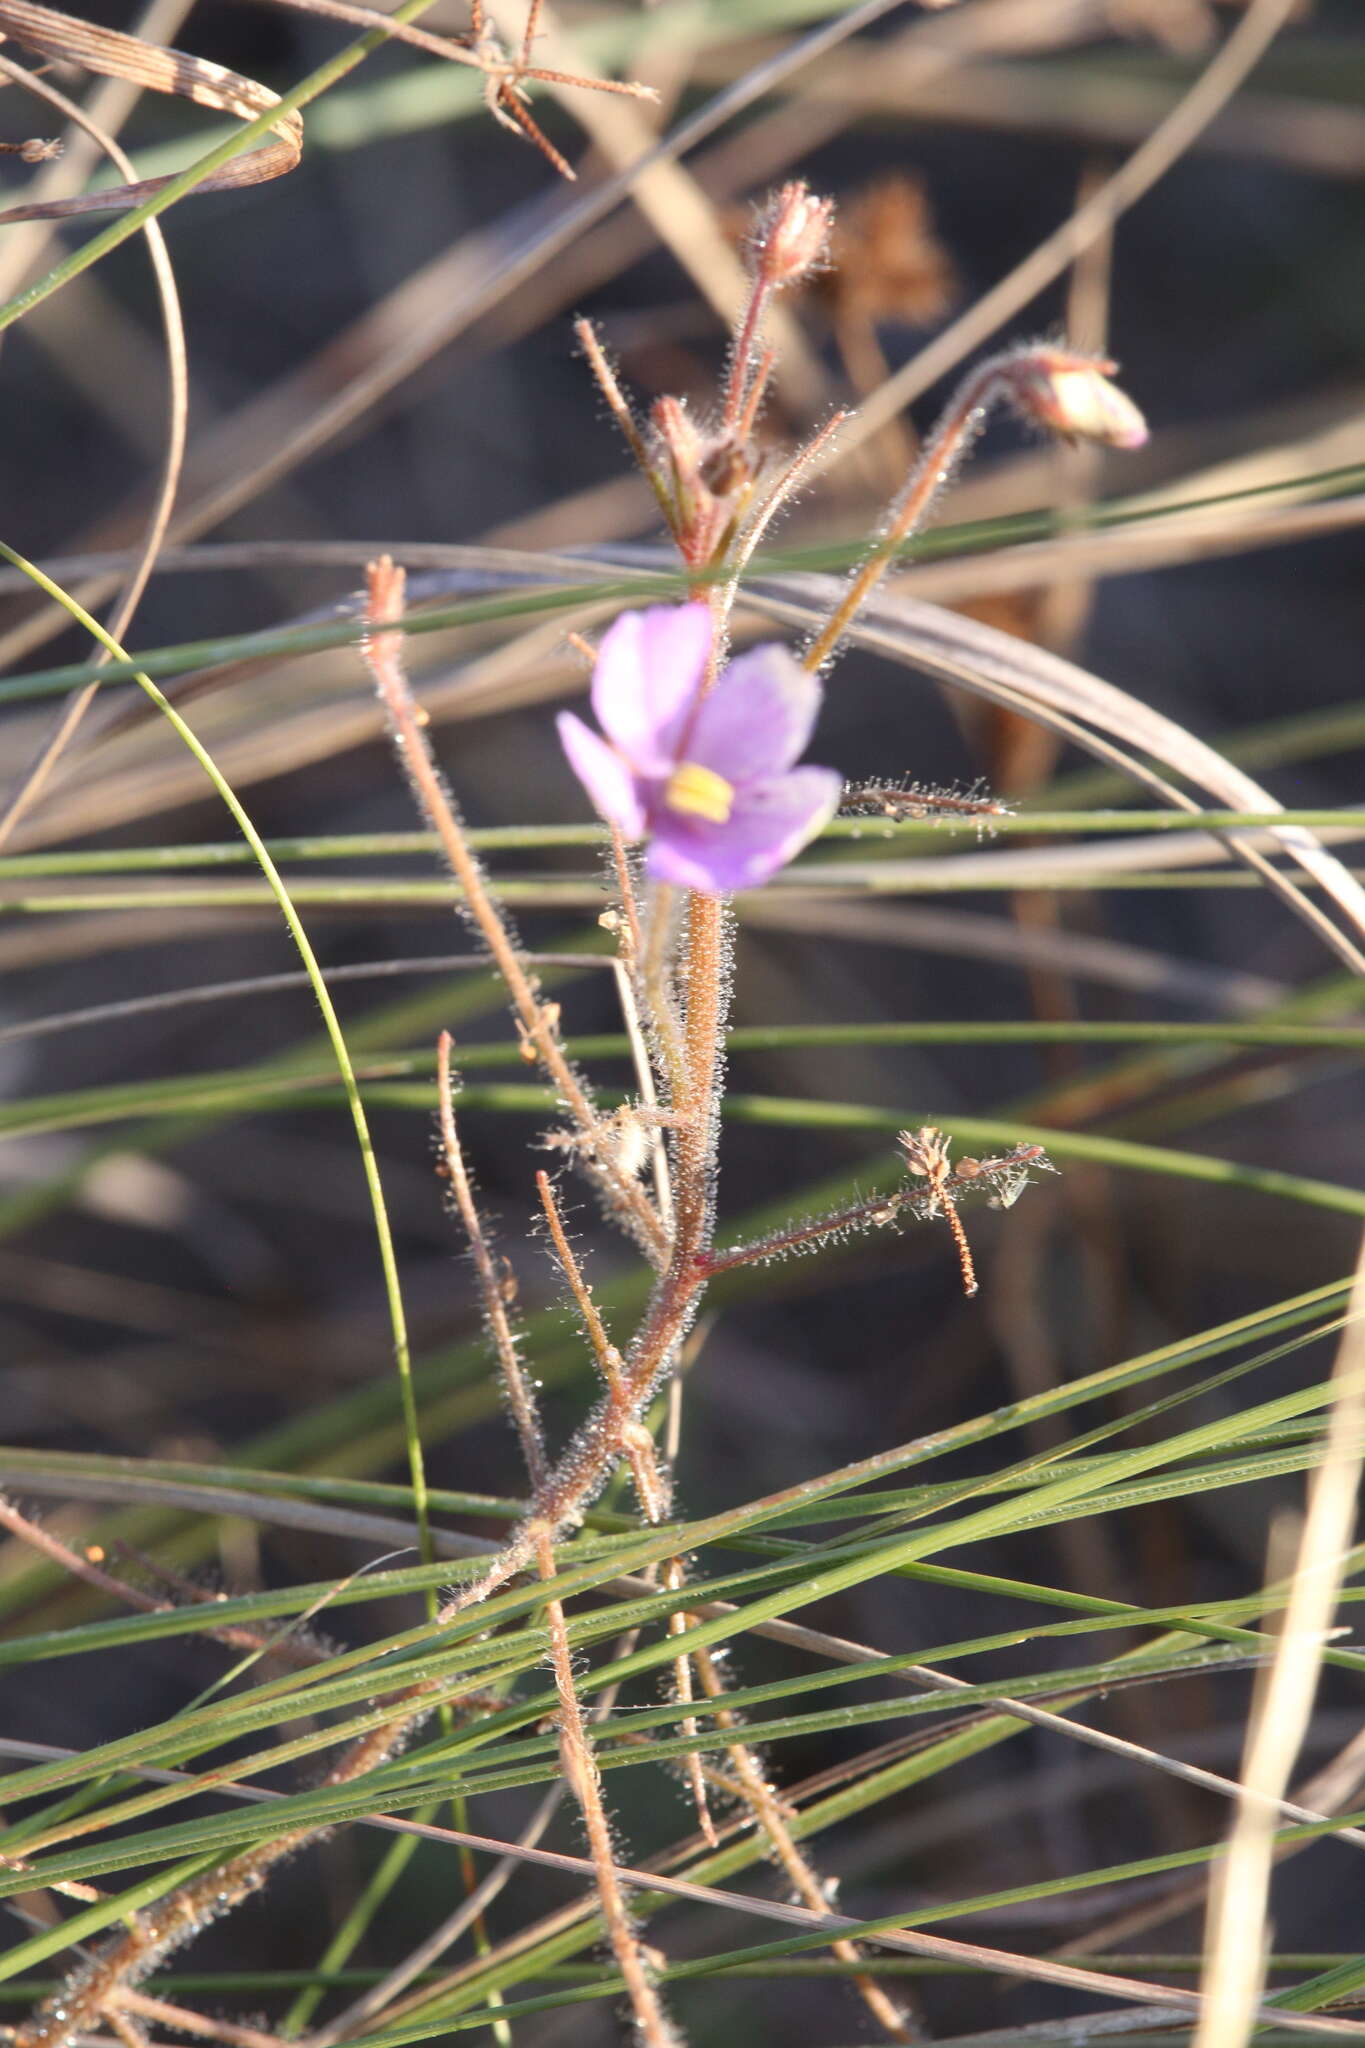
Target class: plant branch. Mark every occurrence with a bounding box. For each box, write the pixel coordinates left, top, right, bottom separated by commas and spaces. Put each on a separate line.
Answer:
532, 1528, 679, 2048
437, 1032, 545, 1490
362, 557, 666, 1265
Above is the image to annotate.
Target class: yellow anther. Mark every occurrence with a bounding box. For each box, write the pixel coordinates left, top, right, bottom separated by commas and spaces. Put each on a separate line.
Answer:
665, 761, 734, 824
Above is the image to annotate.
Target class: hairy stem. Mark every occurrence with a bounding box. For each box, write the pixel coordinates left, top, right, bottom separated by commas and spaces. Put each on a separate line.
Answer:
363, 557, 666, 1264
691, 1647, 914, 2042
438, 1032, 545, 1490
533, 1529, 679, 2048
802, 355, 1018, 674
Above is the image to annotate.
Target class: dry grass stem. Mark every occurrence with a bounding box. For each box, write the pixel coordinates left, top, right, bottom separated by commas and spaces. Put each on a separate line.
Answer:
1193, 1248, 1365, 2048
0, 54, 187, 852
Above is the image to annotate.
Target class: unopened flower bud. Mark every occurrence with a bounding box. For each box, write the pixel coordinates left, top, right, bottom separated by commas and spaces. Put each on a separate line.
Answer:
697, 439, 749, 497
648, 400, 753, 565
747, 181, 835, 288
650, 395, 704, 480
1006, 348, 1148, 450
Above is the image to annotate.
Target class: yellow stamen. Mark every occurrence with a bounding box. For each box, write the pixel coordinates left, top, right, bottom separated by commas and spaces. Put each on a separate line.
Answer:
665, 761, 734, 824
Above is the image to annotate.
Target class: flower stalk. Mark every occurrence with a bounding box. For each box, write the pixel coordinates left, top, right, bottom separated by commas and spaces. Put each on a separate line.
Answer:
803, 343, 1147, 673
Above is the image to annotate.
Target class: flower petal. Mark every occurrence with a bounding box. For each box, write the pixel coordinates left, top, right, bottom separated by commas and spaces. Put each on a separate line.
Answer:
591, 604, 713, 774
648, 765, 841, 894
557, 712, 645, 838
687, 644, 824, 783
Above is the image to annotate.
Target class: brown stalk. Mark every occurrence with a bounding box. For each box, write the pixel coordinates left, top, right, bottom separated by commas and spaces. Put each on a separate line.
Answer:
698, 1188, 911, 1278
536, 1167, 713, 1845
733, 345, 777, 446
691, 1645, 914, 2043
535, 1168, 629, 1410
573, 317, 663, 495
437, 1060, 678, 2047
720, 273, 777, 440
899, 1126, 980, 1299
803, 350, 1035, 674
607, 824, 644, 964
362, 557, 666, 1265
659, 1549, 715, 1849
533, 1529, 679, 2048
115, 1991, 288, 2048
0, 1494, 324, 1671
622, 1422, 917, 2043
438, 1031, 545, 1488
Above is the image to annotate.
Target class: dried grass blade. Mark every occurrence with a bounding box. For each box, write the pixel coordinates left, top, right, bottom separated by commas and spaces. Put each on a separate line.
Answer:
0, 50, 189, 851
0, 0, 302, 222
1193, 1243, 1365, 2048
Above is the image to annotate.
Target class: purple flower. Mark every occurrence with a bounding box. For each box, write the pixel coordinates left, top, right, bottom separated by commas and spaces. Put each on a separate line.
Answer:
557, 604, 841, 894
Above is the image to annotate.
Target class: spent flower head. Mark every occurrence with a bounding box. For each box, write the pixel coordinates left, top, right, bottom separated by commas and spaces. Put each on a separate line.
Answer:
1003, 345, 1149, 450
558, 604, 841, 894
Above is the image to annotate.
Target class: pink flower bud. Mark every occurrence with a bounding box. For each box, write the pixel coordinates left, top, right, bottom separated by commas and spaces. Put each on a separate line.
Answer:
1005, 347, 1148, 450
649, 400, 755, 566
650, 395, 704, 479
747, 181, 835, 288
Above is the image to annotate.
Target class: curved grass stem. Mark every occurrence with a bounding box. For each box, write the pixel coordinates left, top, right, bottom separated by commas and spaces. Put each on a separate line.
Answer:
0, 540, 431, 1574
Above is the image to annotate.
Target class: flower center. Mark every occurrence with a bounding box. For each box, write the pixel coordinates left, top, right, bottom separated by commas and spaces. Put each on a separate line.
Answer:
664, 761, 734, 824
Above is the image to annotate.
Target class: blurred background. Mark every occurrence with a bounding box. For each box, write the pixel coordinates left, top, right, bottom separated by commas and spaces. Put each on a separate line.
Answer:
1, 0, 1364, 2039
